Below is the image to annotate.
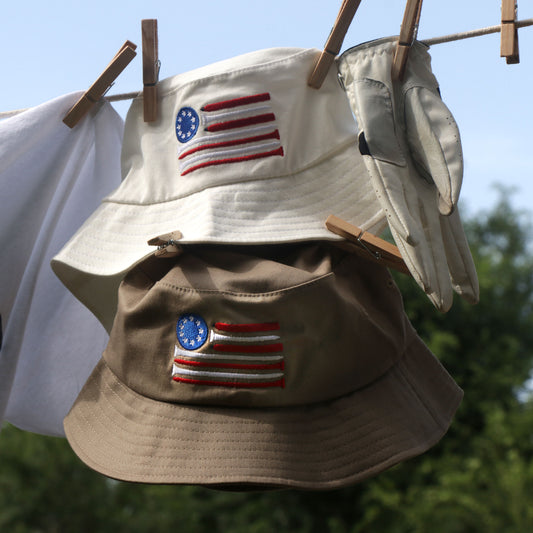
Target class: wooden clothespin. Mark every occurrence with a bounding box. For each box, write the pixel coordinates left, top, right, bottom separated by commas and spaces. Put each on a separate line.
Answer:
326, 215, 410, 275
501, 0, 520, 64
142, 19, 160, 122
63, 41, 137, 128
391, 0, 424, 81
308, 0, 363, 89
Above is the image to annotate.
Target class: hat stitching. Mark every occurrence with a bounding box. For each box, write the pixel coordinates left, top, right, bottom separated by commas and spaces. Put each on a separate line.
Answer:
71, 366, 409, 449
157, 270, 334, 298
93, 395, 402, 457
97, 349, 423, 439
68, 419, 413, 479
103, 138, 356, 208
147, 48, 317, 101
58, 196, 362, 261
66, 416, 408, 484
81, 176, 362, 220
67, 388, 421, 482
97, 360, 373, 428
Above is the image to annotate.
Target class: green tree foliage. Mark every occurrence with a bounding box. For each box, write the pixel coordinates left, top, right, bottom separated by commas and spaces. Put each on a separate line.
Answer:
350, 192, 533, 533
1, 192, 532, 532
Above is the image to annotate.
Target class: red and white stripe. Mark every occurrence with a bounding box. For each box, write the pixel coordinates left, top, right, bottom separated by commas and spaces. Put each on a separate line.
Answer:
177, 93, 284, 176
172, 321, 285, 388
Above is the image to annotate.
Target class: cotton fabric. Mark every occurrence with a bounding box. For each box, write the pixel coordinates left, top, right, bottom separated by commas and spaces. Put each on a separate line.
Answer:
64, 242, 462, 489
0, 93, 123, 436
52, 47, 387, 333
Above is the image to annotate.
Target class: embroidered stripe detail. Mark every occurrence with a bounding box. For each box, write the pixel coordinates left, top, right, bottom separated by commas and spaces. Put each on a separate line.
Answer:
172, 376, 285, 388
172, 364, 283, 381
180, 140, 281, 173
174, 345, 281, 361
205, 113, 275, 133
174, 346, 283, 362
209, 330, 280, 344
179, 129, 280, 160
202, 105, 272, 127
213, 343, 283, 354
202, 92, 271, 112
174, 358, 284, 371
180, 146, 284, 176
177, 124, 275, 156
215, 322, 280, 333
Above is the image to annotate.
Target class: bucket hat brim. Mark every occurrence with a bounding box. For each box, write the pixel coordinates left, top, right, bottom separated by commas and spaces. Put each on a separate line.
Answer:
64, 333, 461, 489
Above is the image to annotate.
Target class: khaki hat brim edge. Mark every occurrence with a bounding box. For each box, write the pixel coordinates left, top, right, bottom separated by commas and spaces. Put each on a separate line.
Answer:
64, 336, 462, 490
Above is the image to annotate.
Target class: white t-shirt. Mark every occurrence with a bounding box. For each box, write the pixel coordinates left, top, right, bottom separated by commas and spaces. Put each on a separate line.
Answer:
0, 93, 124, 436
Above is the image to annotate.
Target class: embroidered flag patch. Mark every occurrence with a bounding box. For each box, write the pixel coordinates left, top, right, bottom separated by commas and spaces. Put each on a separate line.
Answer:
175, 93, 284, 176
172, 314, 285, 388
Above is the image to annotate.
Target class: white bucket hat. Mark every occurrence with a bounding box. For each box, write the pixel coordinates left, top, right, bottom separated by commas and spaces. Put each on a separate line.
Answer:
52, 47, 386, 330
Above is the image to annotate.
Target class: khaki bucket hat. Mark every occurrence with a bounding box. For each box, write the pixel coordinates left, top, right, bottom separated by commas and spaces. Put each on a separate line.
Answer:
64, 241, 462, 490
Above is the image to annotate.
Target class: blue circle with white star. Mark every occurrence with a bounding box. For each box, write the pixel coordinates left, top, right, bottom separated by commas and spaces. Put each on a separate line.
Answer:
176, 314, 208, 350
175, 107, 199, 143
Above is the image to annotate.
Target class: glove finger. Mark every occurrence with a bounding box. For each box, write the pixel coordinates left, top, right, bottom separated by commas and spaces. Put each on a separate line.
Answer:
390, 221, 454, 313
420, 197, 456, 312
388, 180, 454, 312
440, 209, 480, 305
350, 76, 452, 307
350, 78, 419, 245
370, 157, 422, 246
404, 86, 463, 216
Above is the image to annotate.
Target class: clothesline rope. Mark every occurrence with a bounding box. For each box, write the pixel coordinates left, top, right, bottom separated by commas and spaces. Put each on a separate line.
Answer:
422, 17, 533, 45
1, 18, 532, 119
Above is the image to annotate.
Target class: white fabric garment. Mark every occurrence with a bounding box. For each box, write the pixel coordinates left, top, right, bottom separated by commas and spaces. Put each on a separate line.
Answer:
0, 92, 124, 437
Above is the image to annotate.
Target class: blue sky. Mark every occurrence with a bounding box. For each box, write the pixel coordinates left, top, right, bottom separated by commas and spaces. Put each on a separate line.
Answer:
2, 0, 532, 217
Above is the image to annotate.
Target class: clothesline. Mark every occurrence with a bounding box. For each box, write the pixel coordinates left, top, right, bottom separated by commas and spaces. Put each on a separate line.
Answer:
422, 17, 533, 46
1, 18, 532, 119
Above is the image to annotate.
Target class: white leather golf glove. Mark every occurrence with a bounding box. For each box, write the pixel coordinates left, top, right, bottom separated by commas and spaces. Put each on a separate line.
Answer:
337, 37, 479, 311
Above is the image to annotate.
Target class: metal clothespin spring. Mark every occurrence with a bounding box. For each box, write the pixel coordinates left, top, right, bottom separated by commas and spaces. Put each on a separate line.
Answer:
357, 234, 382, 261
157, 239, 180, 251
337, 71, 346, 91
